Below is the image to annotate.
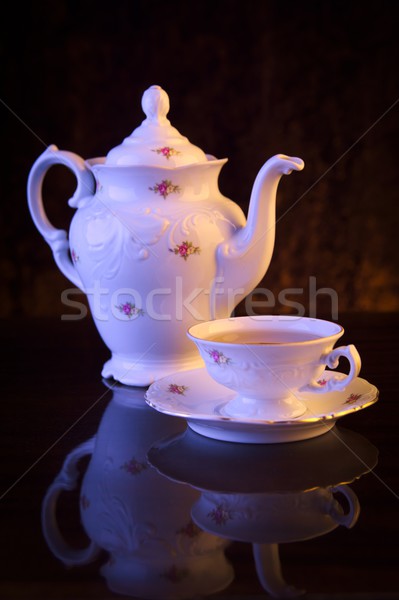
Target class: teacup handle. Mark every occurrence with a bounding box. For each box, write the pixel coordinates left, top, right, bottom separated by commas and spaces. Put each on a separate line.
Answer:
41, 437, 101, 566
304, 344, 361, 393
329, 484, 361, 528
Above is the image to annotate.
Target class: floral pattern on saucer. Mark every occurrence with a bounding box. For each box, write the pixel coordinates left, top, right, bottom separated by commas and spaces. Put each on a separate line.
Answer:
168, 383, 188, 395
345, 393, 362, 405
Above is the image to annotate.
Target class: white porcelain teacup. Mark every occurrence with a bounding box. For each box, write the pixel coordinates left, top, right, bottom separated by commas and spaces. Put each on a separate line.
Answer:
187, 315, 361, 421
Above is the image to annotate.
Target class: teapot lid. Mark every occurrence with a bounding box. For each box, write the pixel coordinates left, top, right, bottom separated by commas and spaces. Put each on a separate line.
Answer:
105, 85, 208, 167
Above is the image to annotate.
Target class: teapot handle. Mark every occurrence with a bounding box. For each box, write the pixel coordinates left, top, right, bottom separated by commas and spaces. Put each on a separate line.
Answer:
41, 437, 101, 566
27, 144, 96, 290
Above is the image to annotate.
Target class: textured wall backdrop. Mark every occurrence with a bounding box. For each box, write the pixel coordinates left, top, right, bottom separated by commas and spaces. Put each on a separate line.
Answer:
1, 0, 398, 318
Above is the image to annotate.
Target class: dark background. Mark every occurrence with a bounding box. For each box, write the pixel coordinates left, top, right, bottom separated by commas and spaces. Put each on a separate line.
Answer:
1, 0, 399, 318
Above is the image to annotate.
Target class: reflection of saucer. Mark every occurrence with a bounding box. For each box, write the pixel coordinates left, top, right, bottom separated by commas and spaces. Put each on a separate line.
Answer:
148, 426, 376, 545
145, 368, 379, 443
148, 426, 378, 494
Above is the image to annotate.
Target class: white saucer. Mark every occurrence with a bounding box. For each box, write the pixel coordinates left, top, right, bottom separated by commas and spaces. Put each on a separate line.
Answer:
145, 368, 379, 443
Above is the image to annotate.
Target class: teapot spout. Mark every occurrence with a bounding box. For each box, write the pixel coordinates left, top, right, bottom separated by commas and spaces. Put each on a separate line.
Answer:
213, 154, 304, 319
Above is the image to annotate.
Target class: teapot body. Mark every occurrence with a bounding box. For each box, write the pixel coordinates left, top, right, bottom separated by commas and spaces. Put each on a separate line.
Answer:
68, 160, 245, 384
27, 85, 304, 385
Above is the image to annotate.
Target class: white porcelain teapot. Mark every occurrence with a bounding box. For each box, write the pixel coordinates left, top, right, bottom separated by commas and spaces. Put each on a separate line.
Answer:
27, 85, 304, 385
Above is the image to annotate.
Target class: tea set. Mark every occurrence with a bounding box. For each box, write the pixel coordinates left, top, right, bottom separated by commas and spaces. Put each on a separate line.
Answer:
27, 84, 379, 443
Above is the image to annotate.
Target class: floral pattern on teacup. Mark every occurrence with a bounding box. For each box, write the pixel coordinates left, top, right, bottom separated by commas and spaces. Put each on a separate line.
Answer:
170, 240, 200, 261
208, 504, 233, 526
151, 146, 181, 160
344, 393, 362, 405
115, 302, 144, 319
149, 179, 181, 199
206, 349, 231, 366
168, 383, 188, 395
317, 378, 327, 386
120, 458, 148, 475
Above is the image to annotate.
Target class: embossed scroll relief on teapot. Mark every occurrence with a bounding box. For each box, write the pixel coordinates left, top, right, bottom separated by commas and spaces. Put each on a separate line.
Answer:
27, 85, 304, 385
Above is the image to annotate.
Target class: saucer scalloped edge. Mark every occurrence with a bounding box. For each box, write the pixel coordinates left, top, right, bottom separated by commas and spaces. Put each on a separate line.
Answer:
145, 368, 379, 444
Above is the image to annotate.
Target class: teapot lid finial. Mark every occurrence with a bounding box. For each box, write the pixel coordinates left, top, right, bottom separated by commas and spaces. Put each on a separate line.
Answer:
141, 85, 170, 126
105, 85, 208, 166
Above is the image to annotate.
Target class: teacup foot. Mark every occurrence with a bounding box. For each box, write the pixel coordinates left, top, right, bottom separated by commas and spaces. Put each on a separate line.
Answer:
222, 394, 307, 422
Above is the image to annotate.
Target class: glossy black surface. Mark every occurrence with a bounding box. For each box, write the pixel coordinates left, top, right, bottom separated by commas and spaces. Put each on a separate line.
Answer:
1, 314, 398, 598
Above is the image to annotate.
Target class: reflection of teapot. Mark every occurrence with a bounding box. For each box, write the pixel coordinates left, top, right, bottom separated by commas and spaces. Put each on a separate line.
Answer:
27, 85, 304, 385
148, 426, 378, 598
42, 384, 233, 598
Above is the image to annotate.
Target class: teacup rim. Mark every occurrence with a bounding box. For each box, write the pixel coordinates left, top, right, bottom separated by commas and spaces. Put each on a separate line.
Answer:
187, 315, 344, 347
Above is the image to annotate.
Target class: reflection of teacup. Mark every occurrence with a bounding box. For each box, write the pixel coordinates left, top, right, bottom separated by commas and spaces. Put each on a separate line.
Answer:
188, 316, 361, 421
191, 484, 360, 598
192, 485, 360, 544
